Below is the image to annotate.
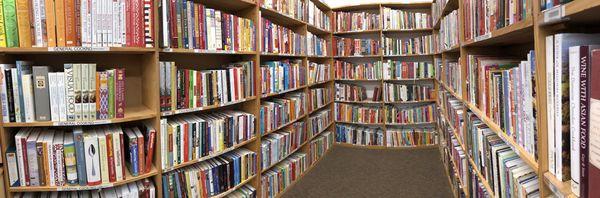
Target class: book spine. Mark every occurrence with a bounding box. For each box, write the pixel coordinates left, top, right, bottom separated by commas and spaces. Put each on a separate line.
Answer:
58, 72, 67, 121
64, 0, 76, 46
99, 72, 109, 119
0, 66, 9, 122
22, 75, 34, 122
5, 69, 15, 122
106, 133, 116, 182
89, 64, 96, 120
2, 0, 17, 47
15, 0, 31, 47
64, 143, 78, 184
84, 133, 101, 185
44, 0, 55, 46
98, 133, 109, 184
0, 0, 7, 47
579, 46, 591, 198
73, 129, 87, 185
74, 64, 83, 121
145, 128, 156, 173
27, 138, 39, 186
6, 148, 20, 186
115, 68, 125, 118
108, 70, 115, 118
54, 142, 65, 186
81, 64, 89, 121
49, 73, 59, 121
65, 64, 76, 121
113, 129, 123, 181
33, 66, 51, 121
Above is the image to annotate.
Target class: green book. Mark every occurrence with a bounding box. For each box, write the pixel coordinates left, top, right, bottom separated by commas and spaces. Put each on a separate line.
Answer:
0, 0, 7, 47
108, 70, 115, 119
2, 0, 17, 47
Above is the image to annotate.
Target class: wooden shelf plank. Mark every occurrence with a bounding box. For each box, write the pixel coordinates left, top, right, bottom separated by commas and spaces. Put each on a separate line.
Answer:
335, 121, 384, 126
461, 17, 533, 47
383, 54, 435, 58
383, 78, 435, 82
160, 48, 257, 55
385, 122, 437, 127
307, 79, 333, 87
161, 96, 257, 116
4, 106, 156, 127
334, 100, 383, 104
382, 28, 433, 33
1, 47, 155, 54
384, 99, 437, 104
260, 85, 307, 98
335, 79, 382, 82
309, 101, 334, 115
260, 6, 306, 28
334, 55, 382, 58
307, 23, 332, 35
261, 53, 306, 57
543, 172, 577, 198
538, 0, 600, 25
261, 114, 308, 137
333, 29, 381, 35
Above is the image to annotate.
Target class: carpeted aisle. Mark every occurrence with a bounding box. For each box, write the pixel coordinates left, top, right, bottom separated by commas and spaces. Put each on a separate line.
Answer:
281, 145, 454, 198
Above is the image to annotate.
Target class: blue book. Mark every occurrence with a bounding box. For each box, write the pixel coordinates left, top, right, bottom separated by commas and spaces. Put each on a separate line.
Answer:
73, 128, 87, 185
174, 172, 182, 198
124, 128, 139, 176
162, 175, 170, 198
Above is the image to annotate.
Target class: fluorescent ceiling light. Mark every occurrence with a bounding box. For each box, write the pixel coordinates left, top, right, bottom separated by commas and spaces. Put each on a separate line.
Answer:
323, 0, 433, 8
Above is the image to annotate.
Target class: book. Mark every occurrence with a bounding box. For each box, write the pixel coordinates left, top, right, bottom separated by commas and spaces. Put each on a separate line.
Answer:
6, 145, 20, 186
261, 18, 306, 55
261, 153, 306, 198
63, 133, 78, 184
32, 66, 50, 121
260, 0, 305, 21
335, 124, 384, 146
385, 104, 436, 124
333, 37, 379, 56
308, 131, 333, 165
334, 60, 383, 80
334, 103, 383, 124
260, 92, 306, 135
309, 87, 331, 112
383, 60, 435, 80
261, 121, 307, 169
438, 10, 459, 51
383, 83, 434, 102
588, 48, 600, 198
260, 60, 306, 96
12, 179, 156, 197
383, 35, 433, 56
382, 7, 432, 30
307, 32, 328, 56
334, 11, 380, 32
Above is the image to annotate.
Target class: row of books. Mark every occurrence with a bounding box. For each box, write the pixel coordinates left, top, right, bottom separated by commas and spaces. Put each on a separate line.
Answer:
0, 63, 126, 123
385, 104, 436, 124
443, 60, 462, 96
383, 83, 434, 102
307, 32, 328, 56
382, 60, 435, 80
335, 83, 380, 102
309, 88, 331, 111
439, 91, 465, 141
307, 109, 331, 137
7, 124, 156, 187
383, 35, 434, 56
161, 148, 257, 198
470, 169, 490, 197
308, 131, 333, 165
308, 62, 330, 85
260, 92, 307, 135
434, 57, 443, 81
334, 103, 384, 124
307, 0, 331, 31
465, 51, 537, 157
439, 112, 467, 194
261, 153, 307, 198
545, 34, 600, 197
466, 112, 540, 197
2, 0, 154, 47
261, 121, 307, 170
431, 0, 449, 25
386, 128, 437, 147
334, 11, 380, 32
158, 61, 255, 112
159, 111, 256, 170
334, 60, 383, 80
463, 0, 529, 42
260, 0, 305, 22
439, 10, 459, 50
335, 124, 384, 146
160, 2, 255, 51
261, 18, 306, 55
227, 185, 257, 198
12, 179, 156, 198
447, 135, 468, 187
260, 60, 306, 95
382, 8, 432, 30
333, 37, 380, 56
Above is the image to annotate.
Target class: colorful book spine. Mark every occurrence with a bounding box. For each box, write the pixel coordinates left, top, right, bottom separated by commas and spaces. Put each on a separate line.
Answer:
335, 124, 384, 146
334, 103, 383, 124
383, 61, 435, 80
307, 62, 330, 85
382, 8, 432, 30
261, 18, 306, 55
386, 128, 437, 147
334, 11, 380, 32
333, 37, 379, 56
260, 60, 306, 95
261, 121, 307, 169
385, 104, 436, 124
260, 92, 306, 135
383, 35, 434, 56
334, 60, 383, 80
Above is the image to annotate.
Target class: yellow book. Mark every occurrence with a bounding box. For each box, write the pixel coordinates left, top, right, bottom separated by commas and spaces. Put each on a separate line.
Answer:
54, 0, 65, 46
15, 0, 31, 47
0, 0, 7, 47
44, 0, 56, 47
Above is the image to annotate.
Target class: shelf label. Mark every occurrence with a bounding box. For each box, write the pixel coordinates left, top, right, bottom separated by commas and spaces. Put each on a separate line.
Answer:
48, 47, 110, 51
543, 5, 565, 24
474, 33, 491, 42
162, 48, 173, 52
57, 183, 113, 191
53, 120, 111, 126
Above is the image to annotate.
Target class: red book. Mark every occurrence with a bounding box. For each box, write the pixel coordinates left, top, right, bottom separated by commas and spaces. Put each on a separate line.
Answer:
21, 136, 30, 186
196, 71, 201, 107
115, 69, 126, 118
144, 127, 155, 173
588, 49, 600, 197
119, 131, 127, 179
169, 0, 177, 47
105, 132, 116, 182
233, 68, 239, 101
183, 123, 189, 162
126, 0, 132, 46
134, 0, 144, 47
233, 16, 239, 51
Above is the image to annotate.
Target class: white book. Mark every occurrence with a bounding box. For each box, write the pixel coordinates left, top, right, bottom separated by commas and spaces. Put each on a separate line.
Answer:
112, 126, 124, 181
118, 184, 130, 197
11, 68, 21, 122
96, 129, 109, 184
32, 0, 43, 46
53, 130, 65, 186
74, 64, 82, 121
6, 146, 19, 187
26, 129, 41, 186
545, 35, 556, 177
112, 0, 118, 47
83, 130, 101, 185
64, 64, 76, 121
49, 73, 59, 121
91, 0, 98, 47
160, 0, 168, 47
160, 119, 167, 168
57, 72, 67, 121
81, 64, 89, 121
0, 64, 13, 123
128, 182, 139, 197
15, 129, 30, 186
569, 46, 581, 195
81, 0, 90, 46
44, 130, 55, 186
89, 64, 96, 120
120, 0, 126, 46
21, 74, 35, 122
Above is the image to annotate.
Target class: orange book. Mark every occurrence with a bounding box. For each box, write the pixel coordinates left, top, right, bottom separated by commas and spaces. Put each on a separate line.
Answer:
45, 0, 56, 47
64, 0, 76, 46
15, 0, 31, 47
55, 0, 66, 46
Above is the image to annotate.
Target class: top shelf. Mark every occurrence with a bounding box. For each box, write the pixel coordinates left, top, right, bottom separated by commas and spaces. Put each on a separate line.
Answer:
461, 17, 534, 47
0, 47, 156, 54
538, 0, 600, 26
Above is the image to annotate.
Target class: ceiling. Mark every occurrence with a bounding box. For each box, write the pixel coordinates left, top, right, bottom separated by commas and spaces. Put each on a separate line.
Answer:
323, 0, 433, 8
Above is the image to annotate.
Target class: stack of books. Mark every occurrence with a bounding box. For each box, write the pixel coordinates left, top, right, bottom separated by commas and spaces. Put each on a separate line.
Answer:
308, 131, 333, 164
335, 83, 381, 102
260, 60, 306, 95
160, 2, 255, 51
463, 0, 529, 41
308, 109, 331, 137
383, 60, 435, 80
334, 60, 383, 80
382, 8, 432, 30
261, 121, 307, 169
260, 0, 305, 21
307, 1, 331, 30
158, 61, 255, 112
386, 128, 437, 147
334, 103, 383, 124
383, 83, 434, 102
0, 63, 126, 123
333, 37, 380, 56
383, 35, 434, 56
7, 123, 156, 187
308, 62, 330, 85
334, 11, 380, 32
12, 179, 155, 197
307, 32, 329, 56
261, 153, 308, 198
161, 149, 257, 197
1, 0, 154, 48
385, 104, 436, 124
261, 18, 306, 55
335, 124, 384, 146
440, 10, 459, 50
159, 111, 256, 169
260, 93, 307, 135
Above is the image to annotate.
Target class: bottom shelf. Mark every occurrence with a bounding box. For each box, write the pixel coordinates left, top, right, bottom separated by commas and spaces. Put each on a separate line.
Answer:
274, 148, 332, 198
211, 175, 257, 198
